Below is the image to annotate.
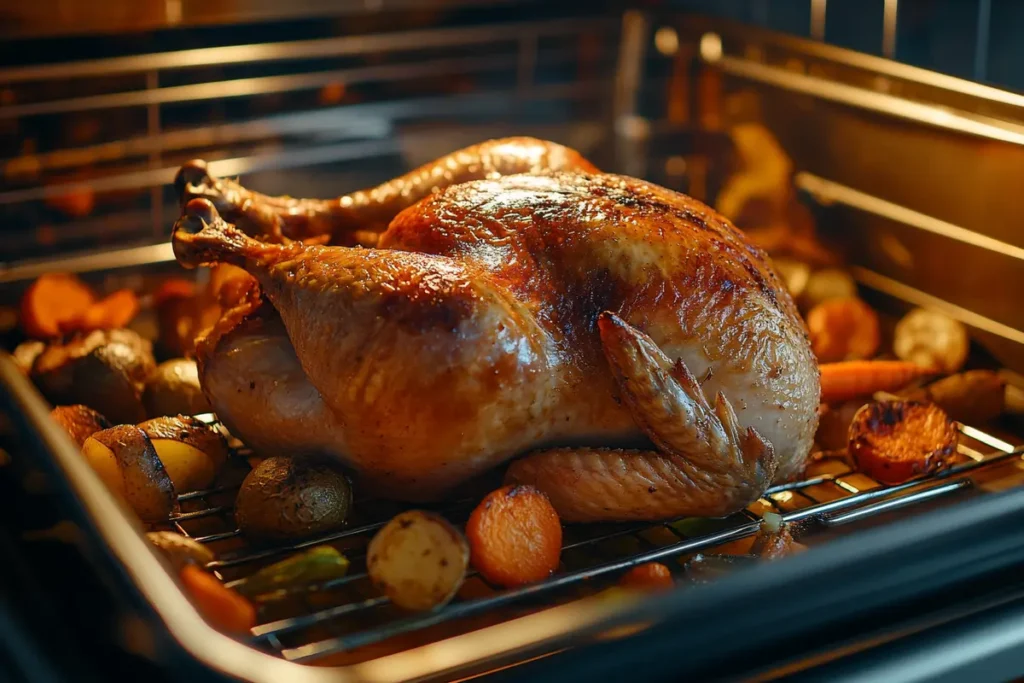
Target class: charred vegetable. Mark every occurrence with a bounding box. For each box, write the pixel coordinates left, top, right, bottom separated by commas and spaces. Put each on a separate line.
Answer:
143, 359, 210, 418
898, 370, 1006, 425
32, 329, 155, 424
466, 484, 562, 587
235, 457, 351, 540
894, 308, 969, 374
820, 360, 935, 404
81, 425, 178, 523
139, 415, 228, 492
50, 404, 110, 447
235, 546, 349, 599
147, 531, 215, 570
848, 401, 957, 485
367, 511, 469, 611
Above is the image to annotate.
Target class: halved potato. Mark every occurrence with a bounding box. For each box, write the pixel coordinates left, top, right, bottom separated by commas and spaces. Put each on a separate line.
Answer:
138, 416, 228, 492
147, 531, 215, 570
50, 404, 110, 447
367, 510, 469, 611
82, 425, 178, 523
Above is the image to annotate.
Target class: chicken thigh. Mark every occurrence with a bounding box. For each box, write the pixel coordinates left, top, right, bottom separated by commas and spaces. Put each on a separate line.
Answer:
174, 152, 818, 522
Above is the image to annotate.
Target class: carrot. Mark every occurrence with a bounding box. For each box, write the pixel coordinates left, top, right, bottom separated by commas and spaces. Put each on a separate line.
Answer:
618, 562, 673, 591
65, 289, 139, 333
848, 401, 957, 485
466, 484, 562, 588
20, 273, 96, 338
179, 564, 256, 635
820, 360, 935, 404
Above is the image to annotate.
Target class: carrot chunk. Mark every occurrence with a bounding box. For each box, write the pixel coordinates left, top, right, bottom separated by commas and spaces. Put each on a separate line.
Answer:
618, 562, 674, 591
20, 273, 96, 339
66, 289, 139, 332
179, 564, 256, 635
820, 360, 935, 404
466, 484, 562, 588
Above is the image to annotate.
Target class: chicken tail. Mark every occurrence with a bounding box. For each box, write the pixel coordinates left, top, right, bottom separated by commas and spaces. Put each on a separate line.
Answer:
172, 198, 254, 270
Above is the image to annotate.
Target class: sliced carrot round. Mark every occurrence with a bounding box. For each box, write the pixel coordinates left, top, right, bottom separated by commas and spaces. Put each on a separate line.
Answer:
20, 273, 96, 339
848, 401, 957, 484
618, 562, 673, 591
66, 289, 140, 333
466, 484, 562, 588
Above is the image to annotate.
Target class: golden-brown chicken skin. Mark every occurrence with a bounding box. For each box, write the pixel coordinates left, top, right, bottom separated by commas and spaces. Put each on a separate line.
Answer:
173, 142, 819, 522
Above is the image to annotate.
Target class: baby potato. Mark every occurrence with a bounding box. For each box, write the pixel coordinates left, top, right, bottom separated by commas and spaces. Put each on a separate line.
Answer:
235, 456, 351, 541
143, 359, 211, 418
50, 404, 110, 447
894, 308, 969, 374
147, 531, 215, 570
367, 511, 469, 611
138, 416, 228, 492
82, 425, 178, 523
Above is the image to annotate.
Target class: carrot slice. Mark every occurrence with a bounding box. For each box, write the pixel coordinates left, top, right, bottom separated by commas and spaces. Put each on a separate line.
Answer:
66, 289, 139, 333
466, 484, 562, 587
179, 564, 256, 635
20, 273, 96, 339
848, 401, 957, 485
820, 360, 935, 404
618, 562, 674, 591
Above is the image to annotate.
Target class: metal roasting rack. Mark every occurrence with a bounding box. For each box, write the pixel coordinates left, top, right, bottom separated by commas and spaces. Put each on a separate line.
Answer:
156, 414, 1023, 665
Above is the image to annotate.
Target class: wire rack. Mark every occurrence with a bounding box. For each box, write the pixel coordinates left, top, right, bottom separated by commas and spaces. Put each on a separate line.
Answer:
163, 413, 1023, 665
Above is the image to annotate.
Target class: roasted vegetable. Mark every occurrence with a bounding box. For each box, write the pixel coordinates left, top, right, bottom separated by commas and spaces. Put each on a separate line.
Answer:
82, 425, 178, 523
20, 273, 96, 339
12, 340, 45, 375
147, 531, 215, 570
820, 360, 935, 404
848, 401, 957, 485
235, 457, 351, 541
63, 289, 139, 334
750, 512, 804, 559
235, 546, 349, 599
465, 484, 562, 587
898, 370, 1006, 425
618, 562, 673, 591
50, 404, 110, 447
894, 308, 969, 374
143, 359, 210, 418
139, 415, 228, 492
32, 329, 155, 424
815, 400, 866, 451
799, 268, 857, 312
806, 298, 880, 363
180, 564, 256, 635
367, 510, 469, 611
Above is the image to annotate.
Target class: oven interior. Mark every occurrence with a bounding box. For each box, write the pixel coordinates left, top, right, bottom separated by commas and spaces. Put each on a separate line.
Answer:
2, 4, 1024, 682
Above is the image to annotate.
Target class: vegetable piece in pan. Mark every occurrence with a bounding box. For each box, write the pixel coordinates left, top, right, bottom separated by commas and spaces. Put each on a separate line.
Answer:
819, 360, 935, 404
50, 404, 110, 448
618, 563, 674, 592
806, 298, 880, 363
142, 359, 211, 418
848, 401, 957, 485
897, 370, 1006, 425
894, 308, 969, 374
81, 425, 178, 523
139, 415, 228, 492
179, 564, 256, 635
235, 546, 349, 600
147, 531, 215, 570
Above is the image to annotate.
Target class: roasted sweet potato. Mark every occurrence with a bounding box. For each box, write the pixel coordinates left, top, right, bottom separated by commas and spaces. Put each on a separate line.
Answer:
848, 401, 957, 485
806, 297, 880, 363
20, 273, 96, 339
466, 485, 562, 588
63, 289, 139, 333
50, 404, 110, 447
180, 564, 256, 635
618, 563, 673, 591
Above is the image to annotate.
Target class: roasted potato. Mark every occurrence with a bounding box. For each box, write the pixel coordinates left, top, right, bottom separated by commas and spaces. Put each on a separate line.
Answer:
12, 339, 45, 375
139, 416, 228, 492
50, 404, 110, 447
848, 401, 957, 485
898, 370, 1006, 425
32, 329, 155, 424
235, 456, 351, 541
367, 511, 469, 611
143, 359, 210, 418
82, 425, 178, 523
147, 531, 215, 570
894, 308, 969, 374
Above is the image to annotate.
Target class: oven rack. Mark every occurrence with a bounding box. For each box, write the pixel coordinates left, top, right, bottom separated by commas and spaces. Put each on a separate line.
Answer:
164, 414, 1023, 665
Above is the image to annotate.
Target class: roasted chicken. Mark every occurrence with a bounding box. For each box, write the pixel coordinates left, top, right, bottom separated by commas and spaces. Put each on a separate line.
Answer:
172, 139, 819, 522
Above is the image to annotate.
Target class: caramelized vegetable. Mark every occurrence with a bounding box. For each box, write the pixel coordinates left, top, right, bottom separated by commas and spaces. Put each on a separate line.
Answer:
179, 564, 256, 635
848, 401, 957, 485
50, 404, 110, 447
750, 512, 804, 559
618, 562, 674, 591
12, 340, 45, 375
368, 511, 469, 611
235, 546, 349, 599
20, 273, 96, 339
894, 308, 969, 374
799, 268, 857, 312
806, 297, 880, 363
466, 485, 562, 588
82, 425, 178, 523
820, 360, 935, 404
898, 370, 1006, 425
147, 531, 215, 570
64, 289, 139, 333
143, 359, 211, 418
139, 415, 228, 492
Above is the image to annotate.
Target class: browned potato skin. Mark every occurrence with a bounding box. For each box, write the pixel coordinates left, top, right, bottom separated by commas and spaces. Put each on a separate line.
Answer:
12, 340, 45, 375
848, 401, 957, 485
50, 404, 110, 447
147, 531, 214, 570
899, 370, 1006, 425
90, 425, 178, 523
235, 456, 351, 541
139, 415, 228, 468
32, 329, 155, 424
143, 359, 211, 418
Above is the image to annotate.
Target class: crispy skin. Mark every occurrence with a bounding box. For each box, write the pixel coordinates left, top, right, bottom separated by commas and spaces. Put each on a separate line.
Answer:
175, 154, 818, 519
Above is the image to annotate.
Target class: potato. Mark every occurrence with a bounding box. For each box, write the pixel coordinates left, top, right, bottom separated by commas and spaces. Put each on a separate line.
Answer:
139, 416, 228, 492
82, 425, 178, 523
143, 359, 211, 418
235, 456, 351, 541
147, 531, 215, 570
50, 404, 111, 447
32, 329, 155, 424
367, 511, 469, 611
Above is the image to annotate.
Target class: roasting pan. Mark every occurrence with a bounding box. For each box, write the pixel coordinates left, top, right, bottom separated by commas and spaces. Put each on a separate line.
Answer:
4, 5, 1024, 682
